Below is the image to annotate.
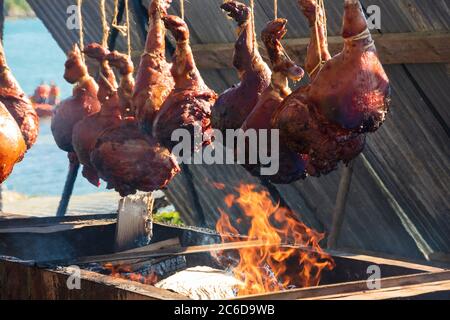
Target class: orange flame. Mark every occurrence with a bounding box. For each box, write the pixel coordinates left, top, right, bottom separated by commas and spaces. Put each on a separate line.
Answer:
103, 263, 158, 285
216, 184, 335, 296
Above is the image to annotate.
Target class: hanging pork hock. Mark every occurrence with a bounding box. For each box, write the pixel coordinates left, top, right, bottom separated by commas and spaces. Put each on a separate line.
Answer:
307, 0, 390, 133
211, 0, 271, 134
241, 18, 307, 183
152, 15, 217, 153
272, 0, 373, 176
106, 50, 135, 117
72, 43, 122, 186
133, 0, 175, 134
91, 45, 180, 197
0, 42, 39, 149
91, 118, 180, 197
51, 44, 101, 152
0, 101, 26, 183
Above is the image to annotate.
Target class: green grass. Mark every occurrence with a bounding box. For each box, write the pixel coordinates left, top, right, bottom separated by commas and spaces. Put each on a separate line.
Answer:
154, 211, 184, 226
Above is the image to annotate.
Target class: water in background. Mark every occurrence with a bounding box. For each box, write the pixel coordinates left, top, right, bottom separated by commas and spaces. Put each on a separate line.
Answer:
3, 18, 111, 196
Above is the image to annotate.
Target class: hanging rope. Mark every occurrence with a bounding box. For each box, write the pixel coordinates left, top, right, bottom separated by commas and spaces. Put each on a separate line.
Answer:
77, 0, 84, 60
111, 0, 132, 57
309, 0, 328, 76
270, 0, 294, 73
125, 0, 131, 57
100, 0, 109, 48
250, 0, 256, 53
112, 0, 128, 37
344, 28, 374, 50
274, 0, 277, 20
180, 0, 185, 20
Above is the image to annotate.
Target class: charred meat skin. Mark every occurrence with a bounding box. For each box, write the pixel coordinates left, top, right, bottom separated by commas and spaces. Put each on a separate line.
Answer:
52, 45, 101, 153
0, 101, 26, 183
0, 42, 39, 149
133, 0, 174, 134
153, 15, 217, 153
72, 43, 122, 186
211, 1, 271, 133
91, 118, 180, 197
241, 19, 307, 184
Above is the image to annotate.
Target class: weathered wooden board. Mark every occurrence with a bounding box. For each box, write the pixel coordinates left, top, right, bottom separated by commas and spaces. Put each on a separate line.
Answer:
238, 271, 450, 300
310, 280, 450, 300
115, 193, 154, 252
192, 32, 450, 69
0, 258, 188, 300
1, 248, 447, 300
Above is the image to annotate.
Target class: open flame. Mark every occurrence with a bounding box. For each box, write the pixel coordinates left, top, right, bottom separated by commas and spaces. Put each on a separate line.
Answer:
216, 184, 335, 296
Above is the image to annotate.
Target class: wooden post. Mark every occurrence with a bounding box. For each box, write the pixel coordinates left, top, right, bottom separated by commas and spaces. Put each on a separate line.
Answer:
115, 192, 154, 252
327, 161, 354, 249
56, 160, 80, 217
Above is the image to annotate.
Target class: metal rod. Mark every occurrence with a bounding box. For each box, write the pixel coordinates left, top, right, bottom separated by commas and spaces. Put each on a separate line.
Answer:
56, 161, 80, 217
327, 161, 355, 249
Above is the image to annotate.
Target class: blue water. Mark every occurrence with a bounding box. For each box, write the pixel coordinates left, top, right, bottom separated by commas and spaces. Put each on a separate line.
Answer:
3, 18, 111, 196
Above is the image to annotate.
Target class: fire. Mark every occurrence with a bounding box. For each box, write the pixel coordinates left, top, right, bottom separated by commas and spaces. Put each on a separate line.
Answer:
103, 263, 158, 285
216, 184, 335, 296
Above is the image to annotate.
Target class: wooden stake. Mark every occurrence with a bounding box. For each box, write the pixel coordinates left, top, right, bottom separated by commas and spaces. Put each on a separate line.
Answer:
56, 161, 80, 217
115, 192, 154, 252
327, 161, 354, 249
